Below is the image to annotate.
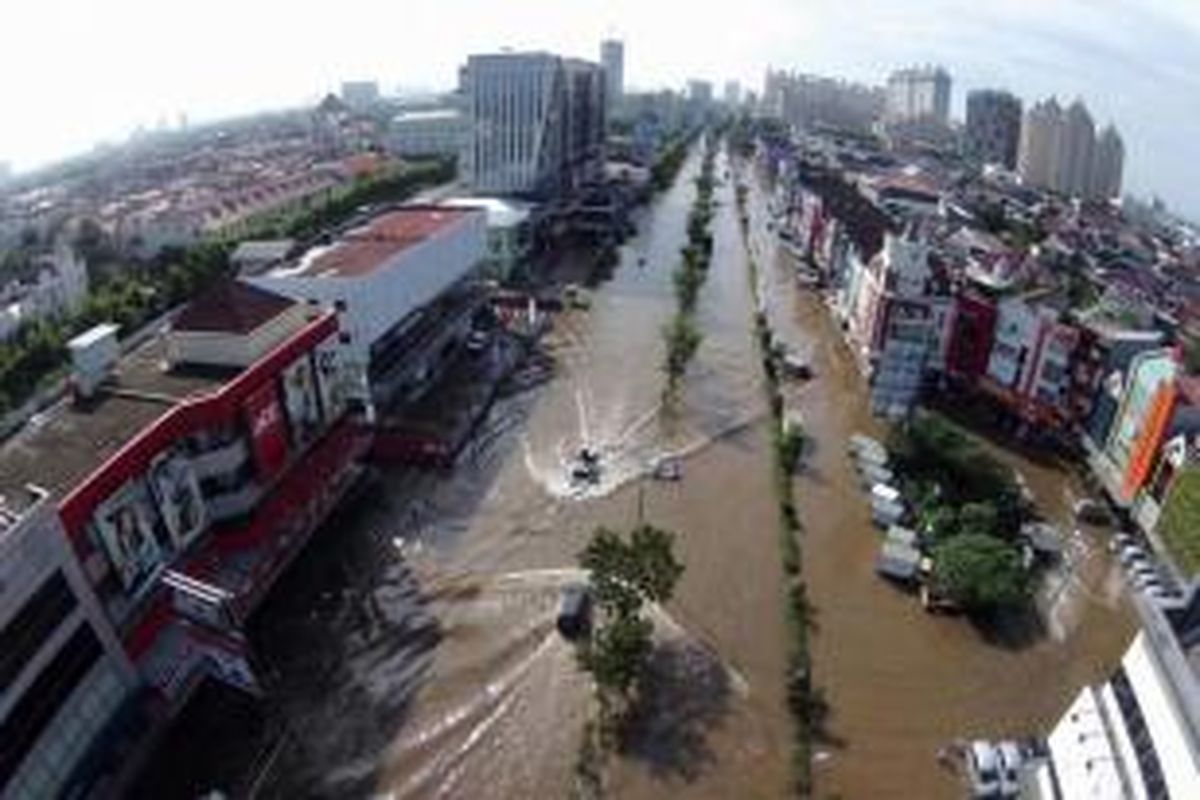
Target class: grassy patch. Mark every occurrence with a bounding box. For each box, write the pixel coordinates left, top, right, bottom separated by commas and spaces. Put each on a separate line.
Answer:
1159, 467, 1200, 577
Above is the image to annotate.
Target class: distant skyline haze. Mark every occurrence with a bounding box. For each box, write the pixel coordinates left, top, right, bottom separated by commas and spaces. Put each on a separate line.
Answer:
3, 0, 1199, 216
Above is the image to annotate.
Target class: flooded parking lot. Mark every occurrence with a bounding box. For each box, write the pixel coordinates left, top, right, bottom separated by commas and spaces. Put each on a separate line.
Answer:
743, 165, 1136, 799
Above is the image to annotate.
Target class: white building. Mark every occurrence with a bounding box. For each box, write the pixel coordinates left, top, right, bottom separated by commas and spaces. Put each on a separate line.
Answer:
0, 486, 140, 800
600, 39, 624, 105
441, 196, 534, 282
388, 109, 467, 158
0, 242, 89, 341
462, 52, 606, 198
1025, 590, 1200, 799
885, 66, 950, 124
244, 206, 487, 413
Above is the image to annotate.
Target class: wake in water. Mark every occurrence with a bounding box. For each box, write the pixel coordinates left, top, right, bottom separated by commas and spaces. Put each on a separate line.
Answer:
523, 378, 767, 501
376, 567, 750, 800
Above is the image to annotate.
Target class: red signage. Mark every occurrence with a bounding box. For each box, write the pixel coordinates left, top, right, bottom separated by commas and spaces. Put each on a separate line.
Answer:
243, 381, 289, 481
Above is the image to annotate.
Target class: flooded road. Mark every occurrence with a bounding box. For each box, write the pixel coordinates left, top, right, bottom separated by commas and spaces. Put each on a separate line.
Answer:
251, 142, 792, 799
241, 142, 1134, 800
741, 164, 1136, 799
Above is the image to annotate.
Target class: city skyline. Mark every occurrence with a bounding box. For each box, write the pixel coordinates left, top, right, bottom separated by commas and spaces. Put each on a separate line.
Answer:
3, 0, 1200, 216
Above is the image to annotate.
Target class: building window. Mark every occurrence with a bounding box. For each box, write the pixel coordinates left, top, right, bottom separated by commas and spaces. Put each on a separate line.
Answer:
1110, 666, 1169, 799
0, 623, 102, 790
0, 571, 78, 692
339, 332, 352, 345
334, 299, 347, 312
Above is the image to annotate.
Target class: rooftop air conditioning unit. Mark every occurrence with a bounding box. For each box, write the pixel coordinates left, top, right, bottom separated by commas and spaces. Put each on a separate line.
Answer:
68, 323, 120, 401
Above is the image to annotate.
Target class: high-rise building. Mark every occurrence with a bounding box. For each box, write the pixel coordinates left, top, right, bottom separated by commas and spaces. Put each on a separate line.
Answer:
1018, 98, 1063, 191
340, 80, 380, 111
1059, 100, 1096, 197
964, 89, 1022, 169
1018, 97, 1123, 200
723, 80, 741, 108
688, 79, 714, 106
1093, 125, 1125, 200
461, 52, 606, 198
600, 39, 624, 104
770, 71, 885, 134
885, 66, 951, 124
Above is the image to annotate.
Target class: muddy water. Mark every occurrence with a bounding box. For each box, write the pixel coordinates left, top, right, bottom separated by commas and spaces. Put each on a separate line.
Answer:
742, 167, 1135, 799
251, 143, 791, 799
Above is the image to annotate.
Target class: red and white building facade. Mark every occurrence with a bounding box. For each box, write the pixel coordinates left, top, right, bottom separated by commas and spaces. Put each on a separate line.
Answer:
0, 280, 371, 797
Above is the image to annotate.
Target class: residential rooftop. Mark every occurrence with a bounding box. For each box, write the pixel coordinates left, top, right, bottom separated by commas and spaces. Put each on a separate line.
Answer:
173, 280, 297, 335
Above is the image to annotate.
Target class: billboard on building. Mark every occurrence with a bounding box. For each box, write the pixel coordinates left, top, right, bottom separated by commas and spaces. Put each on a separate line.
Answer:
92, 478, 166, 593
281, 353, 323, 447
313, 335, 349, 423
243, 381, 289, 480
1107, 348, 1177, 478
148, 448, 207, 548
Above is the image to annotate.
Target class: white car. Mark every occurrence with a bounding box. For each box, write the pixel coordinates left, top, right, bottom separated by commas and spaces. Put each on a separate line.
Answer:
997, 740, 1024, 797
966, 740, 1002, 798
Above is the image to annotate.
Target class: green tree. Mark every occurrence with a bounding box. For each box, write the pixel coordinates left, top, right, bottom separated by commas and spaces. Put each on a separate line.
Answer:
662, 314, 702, 387
576, 524, 684, 703
933, 533, 1028, 612
957, 501, 1000, 538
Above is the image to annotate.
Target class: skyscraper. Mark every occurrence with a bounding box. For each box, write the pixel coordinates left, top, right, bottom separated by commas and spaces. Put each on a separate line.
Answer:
1018, 98, 1063, 191
1018, 97, 1123, 200
723, 80, 741, 108
1059, 100, 1096, 197
600, 39, 624, 104
885, 66, 951, 124
1093, 125, 1125, 200
964, 89, 1022, 169
461, 52, 606, 198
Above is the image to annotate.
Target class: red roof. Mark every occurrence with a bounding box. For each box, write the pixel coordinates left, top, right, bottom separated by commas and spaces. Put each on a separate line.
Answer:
299, 207, 473, 278
173, 280, 295, 334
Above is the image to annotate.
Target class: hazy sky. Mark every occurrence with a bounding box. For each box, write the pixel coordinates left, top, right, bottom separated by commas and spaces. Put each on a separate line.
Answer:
4, 0, 1200, 217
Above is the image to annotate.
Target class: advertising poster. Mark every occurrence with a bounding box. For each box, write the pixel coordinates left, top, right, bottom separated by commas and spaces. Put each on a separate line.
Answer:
313, 335, 348, 423
94, 479, 165, 593
281, 353, 323, 447
243, 381, 289, 481
149, 449, 207, 549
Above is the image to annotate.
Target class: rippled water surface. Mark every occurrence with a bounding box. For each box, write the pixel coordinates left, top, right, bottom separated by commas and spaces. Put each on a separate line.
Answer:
246, 145, 1134, 800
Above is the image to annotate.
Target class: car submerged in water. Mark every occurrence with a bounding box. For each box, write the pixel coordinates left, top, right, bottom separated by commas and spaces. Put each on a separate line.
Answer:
557, 583, 593, 639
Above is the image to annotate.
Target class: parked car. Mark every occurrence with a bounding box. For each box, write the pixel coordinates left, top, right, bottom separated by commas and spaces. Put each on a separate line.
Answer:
556, 583, 593, 639
965, 740, 1002, 798
997, 740, 1024, 797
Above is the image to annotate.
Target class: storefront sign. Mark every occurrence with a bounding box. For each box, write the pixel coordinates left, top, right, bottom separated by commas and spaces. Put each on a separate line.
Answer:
244, 381, 289, 480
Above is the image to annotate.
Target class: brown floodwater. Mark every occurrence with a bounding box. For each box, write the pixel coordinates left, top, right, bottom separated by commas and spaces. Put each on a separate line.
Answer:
249, 142, 792, 799
241, 144, 1134, 800
742, 164, 1136, 799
